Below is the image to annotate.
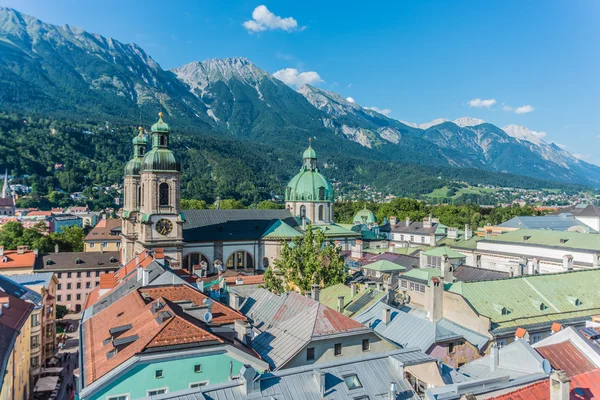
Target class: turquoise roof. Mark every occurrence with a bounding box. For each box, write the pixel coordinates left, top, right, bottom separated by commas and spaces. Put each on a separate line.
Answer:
132, 131, 148, 145
402, 268, 441, 285
311, 223, 359, 238
286, 145, 334, 203
262, 220, 303, 240
481, 228, 600, 251
151, 112, 169, 132
353, 208, 377, 224
362, 260, 406, 273
141, 148, 180, 172
422, 247, 467, 259
124, 158, 143, 176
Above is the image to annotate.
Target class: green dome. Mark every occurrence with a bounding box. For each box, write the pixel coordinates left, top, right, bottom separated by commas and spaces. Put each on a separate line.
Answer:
124, 158, 143, 176
286, 170, 334, 202
303, 146, 317, 159
133, 132, 148, 145
140, 148, 180, 172
353, 208, 377, 224
151, 112, 169, 132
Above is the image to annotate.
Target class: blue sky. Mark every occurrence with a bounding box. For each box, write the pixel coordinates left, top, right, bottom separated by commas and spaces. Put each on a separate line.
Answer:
3, 0, 600, 163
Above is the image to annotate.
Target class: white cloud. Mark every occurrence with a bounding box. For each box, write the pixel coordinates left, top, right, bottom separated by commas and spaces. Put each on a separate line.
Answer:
503, 105, 513, 112
364, 106, 392, 116
514, 105, 534, 114
346, 97, 355, 103
573, 153, 590, 160
273, 68, 323, 87
275, 52, 294, 60
468, 98, 496, 108
243, 5, 299, 33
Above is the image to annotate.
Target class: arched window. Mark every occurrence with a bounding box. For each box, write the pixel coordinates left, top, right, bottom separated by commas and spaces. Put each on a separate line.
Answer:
318, 205, 324, 221
159, 183, 169, 206
226, 251, 254, 270
137, 186, 141, 206
160, 135, 166, 146
300, 205, 306, 218
318, 187, 325, 201
139, 147, 145, 156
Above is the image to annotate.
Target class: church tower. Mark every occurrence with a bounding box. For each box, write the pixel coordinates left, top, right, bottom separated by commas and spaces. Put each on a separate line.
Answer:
285, 142, 335, 225
121, 127, 148, 264
122, 113, 184, 265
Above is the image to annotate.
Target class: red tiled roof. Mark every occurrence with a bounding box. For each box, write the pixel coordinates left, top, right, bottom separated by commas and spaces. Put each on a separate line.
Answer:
84, 219, 121, 241
490, 368, 600, 400
84, 291, 222, 384
0, 250, 36, 270
224, 274, 265, 286
0, 292, 34, 330
115, 251, 153, 280
551, 322, 563, 332
139, 285, 247, 325
25, 211, 52, 217
99, 274, 117, 289
535, 341, 596, 377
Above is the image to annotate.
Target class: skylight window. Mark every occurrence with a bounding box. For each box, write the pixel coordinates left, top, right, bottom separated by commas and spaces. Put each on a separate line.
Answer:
344, 374, 363, 390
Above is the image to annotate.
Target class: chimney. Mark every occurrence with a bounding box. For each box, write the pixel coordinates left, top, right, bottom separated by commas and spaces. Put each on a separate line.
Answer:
464, 224, 472, 240
377, 282, 384, 291
100, 245, 104, 254
549, 370, 570, 400
429, 233, 437, 247
515, 327, 530, 343
34, 248, 39, 256
485, 228, 493, 240
240, 365, 260, 396
423, 214, 432, 229
229, 292, 242, 311
0, 246, 4, 256
313, 369, 326, 398
135, 253, 140, 266
420, 251, 427, 268
594, 253, 600, 268
388, 383, 397, 400
234, 319, 251, 343
447, 227, 458, 240
405, 216, 410, 227
388, 242, 395, 253
563, 255, 573, 271
382, 307, 391, 325
442, 257, 454, 283
490, 342, 499, 372
551, 322, 563, 334
142, 269, 150, 286
529, 258, 540, 275
311, 284, 320, 302
350, 282, 358, 297
337, 296, 345, 313
351, 240, 363, 259
389, 216, 397, 226
427, 277, 444, 322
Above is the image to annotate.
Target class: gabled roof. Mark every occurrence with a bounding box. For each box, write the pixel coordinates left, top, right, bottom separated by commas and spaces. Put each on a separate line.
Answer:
0, 275, 42, 305
489, 368, 600, 400
0, 250, 36, 270
479, 228, 600, 252
390, 221, 438, 235
182, 209, 300, 242
535, 340, 596, 377
401, 268, 441, 286
447, 269, 600, 335
82, 291, 223, 386
498, 215, 595, 232
318, 284, 387, 317
36, 251, 120, 271
83, 218, 122, 241
550, 203, 600, 217
422, 247, 466, 259
354, 302, 489, 351
245, 291, 370, 370
261, 219, 303, 240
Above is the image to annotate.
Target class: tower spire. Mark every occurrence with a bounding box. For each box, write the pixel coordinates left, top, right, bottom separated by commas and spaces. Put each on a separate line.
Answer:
2, 169, 8, 199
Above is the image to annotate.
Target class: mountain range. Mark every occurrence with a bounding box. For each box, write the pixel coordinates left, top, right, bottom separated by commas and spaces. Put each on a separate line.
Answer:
0, 6, 597, 196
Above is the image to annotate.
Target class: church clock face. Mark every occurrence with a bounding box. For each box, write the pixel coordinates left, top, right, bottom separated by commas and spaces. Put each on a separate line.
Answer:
155, 219, 173, 236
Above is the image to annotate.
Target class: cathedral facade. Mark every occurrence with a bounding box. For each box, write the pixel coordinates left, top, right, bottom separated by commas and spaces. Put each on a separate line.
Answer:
120, 114, 359, 274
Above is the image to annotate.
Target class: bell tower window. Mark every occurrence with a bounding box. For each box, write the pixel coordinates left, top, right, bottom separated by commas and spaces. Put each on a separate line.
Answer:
159, 183, 169, 206
160, 135, 166, 146
300, 205, 306, 218
137, 186, 141, 207
319, 187, 325, 201
318, 205, 324, 221
139, 146, 145, 156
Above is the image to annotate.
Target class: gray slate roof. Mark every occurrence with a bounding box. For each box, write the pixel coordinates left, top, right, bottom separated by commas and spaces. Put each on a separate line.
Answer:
389, 221, 438, 235
354, 302, 489, 351
498, 215, 595, 232
182, 209, 300, 242
0, 275, 42, 306
453, 265, 509, 282
151, 348, 431, 400
458, 340, 548, 380
36, 251, 121, 271
239, 288, 285, 330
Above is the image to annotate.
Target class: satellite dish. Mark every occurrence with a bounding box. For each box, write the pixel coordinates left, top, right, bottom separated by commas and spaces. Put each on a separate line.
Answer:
203, 311, 213, 323
542, 359, 552, 375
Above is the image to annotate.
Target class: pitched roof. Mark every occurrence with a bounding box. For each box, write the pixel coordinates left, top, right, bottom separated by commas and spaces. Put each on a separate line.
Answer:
361, 259, 407, 273
7, 272, 55, 290
0, 250, 36, 270
390, 221, 438, 235
0, 275, 42, 305
261, 219, 303, 240
479, 228, 600, 252
447, 269, 600, 334
139, 285, 247, 325
550, 203, 600, 217
498, 215, 594, 232
83, 218, 122, 241
223, 274, 265, 286
310, 223, 360, 238
453, 265, 510, 282
318, 284, 387, 317
489, 368, 600, 400
421, 247, 466, 259
354, 302, 489, 351
182, 209, 300, 242
82, 291, 223, 385
245, 291, 370, 369
535, 340, 597, 377
36, 251, 120, 271
401, 268, 441, 285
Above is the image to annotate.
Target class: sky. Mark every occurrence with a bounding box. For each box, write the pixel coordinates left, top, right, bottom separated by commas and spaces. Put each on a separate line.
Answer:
2, 0, 600, 163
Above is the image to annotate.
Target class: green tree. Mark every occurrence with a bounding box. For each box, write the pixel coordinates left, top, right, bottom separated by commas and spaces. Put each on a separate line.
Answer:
265, 226, 346, 294
50, 225, 85, 252
181, 199, 208, 210
256, 200, 284, 210
214, 199, 246, 209
56, 305, 68, 319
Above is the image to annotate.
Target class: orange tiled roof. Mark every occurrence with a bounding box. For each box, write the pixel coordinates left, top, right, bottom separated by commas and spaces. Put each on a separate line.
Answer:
116, 251, 153, 280
515, 327, 528, 339
84, 219, 121, 241
0, 250, 36, 270
140, 285, 247, 325
99, 274, 117, 289
84, 291, 222, 384
551, 322, 563, 332
490, 368, 600, 399
25, 211, 52, 217
224, 274, 265, 286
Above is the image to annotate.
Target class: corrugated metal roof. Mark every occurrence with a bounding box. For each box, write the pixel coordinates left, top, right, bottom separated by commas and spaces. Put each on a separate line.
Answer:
480, 228, 600, 251
535, 340, 596, 377
7, 272, 54, 289
421, 247, 466, 259
154, 349, 431, 400
318, 284, 386, 317
362, 260, 407, 272
498, 215, 595, 232
401, 268, 441, 285
453, 265, 510, 282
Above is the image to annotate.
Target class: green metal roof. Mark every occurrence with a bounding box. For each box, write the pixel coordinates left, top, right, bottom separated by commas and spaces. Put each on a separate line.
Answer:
438, 235, 482, 250
318, 283, 386, 317
124, 158, 143, 176
311, 223, 359, 238
140, 148, 180, 172
362, 260, 406, 273
422, 247, 467, 259
151, 113, 169, 132
262, 219, 303, 240
303, 146, 317, 159
401, 268, 441, 285
447, 268, 600, 333
286, 170, 334, 202
132, 132, 148, 145
481, 229, 600, 252
353, 208, 377, 224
